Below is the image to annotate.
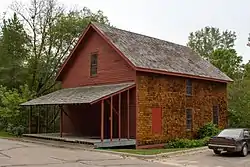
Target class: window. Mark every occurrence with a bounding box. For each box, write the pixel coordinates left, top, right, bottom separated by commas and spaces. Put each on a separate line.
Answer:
213, 105, 219, 125
243, 130, 250, 138
152, 108, 162, 134
186, 109, 192, 130
90, 54, 98, 76
218, 129, 242, 138
186, 79, 192, 96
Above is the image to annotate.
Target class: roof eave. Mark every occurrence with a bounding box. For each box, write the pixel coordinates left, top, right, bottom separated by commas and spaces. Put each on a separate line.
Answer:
20, 82, 136, 106
89, 84, 136, 105
136, 67, 233, 83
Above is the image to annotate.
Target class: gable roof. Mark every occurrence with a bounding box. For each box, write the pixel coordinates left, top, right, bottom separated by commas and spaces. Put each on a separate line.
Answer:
56, 22, 233, 83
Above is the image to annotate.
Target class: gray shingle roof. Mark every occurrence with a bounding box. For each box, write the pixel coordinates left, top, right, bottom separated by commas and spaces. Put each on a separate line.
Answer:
92, 22, 232, 82
21, 82, 135, 106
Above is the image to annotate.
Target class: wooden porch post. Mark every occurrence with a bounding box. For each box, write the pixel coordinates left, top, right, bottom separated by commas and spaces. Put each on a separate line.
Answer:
101, 100, 104, 142
127, 90, 130, 139
119, 93, 121, 141
37, 107, 40, 134
29, 106, 32, 134
110, 96, 113, 142
60, 105, 63, 137
53, 105, 56, 132
45, 105, 48, 133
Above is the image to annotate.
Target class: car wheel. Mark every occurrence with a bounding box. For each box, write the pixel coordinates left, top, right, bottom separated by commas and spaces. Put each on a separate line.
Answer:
241, 144, 248, 157
213, 150, 221, 155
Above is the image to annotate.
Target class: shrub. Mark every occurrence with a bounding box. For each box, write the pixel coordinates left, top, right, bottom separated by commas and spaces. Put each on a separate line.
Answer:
0, 85, 32, 136
201, 136, 211, 146
6, 124, 25, 137
164, 137, 210, 149
164, 123, 220, 149
197, 122, 221, 139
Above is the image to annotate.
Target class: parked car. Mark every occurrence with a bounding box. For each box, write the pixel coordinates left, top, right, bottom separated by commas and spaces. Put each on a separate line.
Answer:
208, 128, 250, 156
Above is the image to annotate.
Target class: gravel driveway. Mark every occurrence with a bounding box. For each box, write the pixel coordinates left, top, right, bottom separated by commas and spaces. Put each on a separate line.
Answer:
0, 138, 165, 167
1, 138, 250, 167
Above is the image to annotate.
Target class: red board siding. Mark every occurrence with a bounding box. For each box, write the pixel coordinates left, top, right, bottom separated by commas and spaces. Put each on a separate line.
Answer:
62, 89, 136, 139
152, 108, 162, 134
61, 28, 135, 88
62, 104, 101, 136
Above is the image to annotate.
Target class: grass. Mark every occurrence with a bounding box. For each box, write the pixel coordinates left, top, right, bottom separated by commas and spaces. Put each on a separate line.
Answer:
0, 131, 14, 138
108, 148, 189, 155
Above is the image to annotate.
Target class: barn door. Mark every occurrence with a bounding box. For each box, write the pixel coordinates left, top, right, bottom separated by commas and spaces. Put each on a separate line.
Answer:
152, 108, 162, 134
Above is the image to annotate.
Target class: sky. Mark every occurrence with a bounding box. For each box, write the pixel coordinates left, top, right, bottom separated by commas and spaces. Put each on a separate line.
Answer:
1, 0, 250, 63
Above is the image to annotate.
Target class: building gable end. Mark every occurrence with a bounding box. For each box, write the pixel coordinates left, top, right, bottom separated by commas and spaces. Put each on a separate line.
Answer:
56, 23, 136, 81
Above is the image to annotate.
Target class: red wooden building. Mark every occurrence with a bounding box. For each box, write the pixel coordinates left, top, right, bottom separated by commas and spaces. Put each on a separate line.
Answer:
21, 22, 232, 148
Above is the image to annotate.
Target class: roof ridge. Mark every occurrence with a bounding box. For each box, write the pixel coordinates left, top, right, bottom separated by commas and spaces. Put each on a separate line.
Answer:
92, 22, 232, 82
92, 22, 190, 50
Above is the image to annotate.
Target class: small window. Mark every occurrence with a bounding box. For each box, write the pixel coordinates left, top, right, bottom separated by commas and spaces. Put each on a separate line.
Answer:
213, 105, 219, 125
186, 109, 192, 130
152, 108, 162, 134
90, 54, 98, 76
243, 130, 250, 138
186, 79, 192, 96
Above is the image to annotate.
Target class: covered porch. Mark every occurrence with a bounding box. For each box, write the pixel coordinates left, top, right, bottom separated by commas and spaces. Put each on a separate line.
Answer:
21, 82, 136, 148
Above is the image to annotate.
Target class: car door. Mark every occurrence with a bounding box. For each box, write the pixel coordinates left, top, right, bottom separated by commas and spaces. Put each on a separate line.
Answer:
243, 129, 250, 150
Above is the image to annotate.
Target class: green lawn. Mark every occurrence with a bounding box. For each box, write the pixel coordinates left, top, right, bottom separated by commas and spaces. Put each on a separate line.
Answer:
109, 148, 188, 155
0, 131, 14, 138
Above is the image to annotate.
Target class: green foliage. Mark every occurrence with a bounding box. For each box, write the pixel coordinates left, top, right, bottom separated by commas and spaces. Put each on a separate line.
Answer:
228, 79, 250, 128
164, 137, 210, 149
0, 13, 30, 88
11, 0, 110, 96
197, 122, 221, 139
210, 49, 242, 79
187, 27, 243, 81
187, 26, 250, 128
6, 124, 25, 137
165, 123, 220, 149
0, 85, 33, 136
243, 61, 250, 80
0, 0, 110, 135
0, 131, 14, 138
187, 27, 236, 60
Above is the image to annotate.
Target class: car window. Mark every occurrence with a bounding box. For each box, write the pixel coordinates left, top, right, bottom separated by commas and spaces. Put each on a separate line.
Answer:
243, 130, 250, 138
218, 129, 242, 138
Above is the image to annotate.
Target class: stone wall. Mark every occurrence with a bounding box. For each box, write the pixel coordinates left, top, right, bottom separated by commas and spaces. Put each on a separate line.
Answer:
136, 72, 228, 146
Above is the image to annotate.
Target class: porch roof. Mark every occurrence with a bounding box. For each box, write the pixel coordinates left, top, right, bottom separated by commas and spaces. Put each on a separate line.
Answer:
21, 82, 135, 106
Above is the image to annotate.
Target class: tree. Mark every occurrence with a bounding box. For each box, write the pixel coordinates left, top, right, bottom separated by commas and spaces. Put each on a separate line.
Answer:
187, 27, 236, 60
11, 0, 110, 96
0, 85, 32, 135
187, 27, 250, 128
228, 79, 250, 128
0, 0, 110, 135
210, 49, 243, 79
0, 13, 30, 89
242, 61, 250, 80
187, 27, 242, 80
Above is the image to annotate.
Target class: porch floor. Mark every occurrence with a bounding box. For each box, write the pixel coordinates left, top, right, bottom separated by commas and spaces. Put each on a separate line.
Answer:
22, 133, 136, 148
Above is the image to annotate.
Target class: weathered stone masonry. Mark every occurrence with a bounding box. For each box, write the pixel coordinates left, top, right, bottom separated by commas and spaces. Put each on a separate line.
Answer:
136, 72, 228, 146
